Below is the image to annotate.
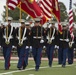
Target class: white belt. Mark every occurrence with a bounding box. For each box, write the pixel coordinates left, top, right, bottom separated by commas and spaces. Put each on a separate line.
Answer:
17, 37, 27, 40
33, 37, 41, 39
60, 39, 64, 41
60, 39, 69, 42
22, 37, 27, 40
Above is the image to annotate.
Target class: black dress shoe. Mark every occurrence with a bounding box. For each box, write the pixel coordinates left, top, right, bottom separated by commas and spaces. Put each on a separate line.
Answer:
35, 68, 39, 71
49, 63, 52, 67
49, 64, 52, 67
23, 66, 26, 70
35, 67, 39, 71
58, 63, 62, 65
68, 63, 73, 65
23, 65, 27, 70
18, 68, 23, 70
62, 65, 65, 68
5, 68, 9, 70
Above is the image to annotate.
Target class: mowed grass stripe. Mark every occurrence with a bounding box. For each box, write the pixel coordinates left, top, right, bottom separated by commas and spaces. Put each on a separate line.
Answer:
0, 64, 76, 75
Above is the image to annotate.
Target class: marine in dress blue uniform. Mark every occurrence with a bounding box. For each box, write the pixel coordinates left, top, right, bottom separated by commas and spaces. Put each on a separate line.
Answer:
23, 22, 31, 69
2, 17, 15, 70
15, 19, 30, 70
68, 36, 75, 64
45, 22, 58, 67
58, 23, 71, 67
31, 18, 45, 71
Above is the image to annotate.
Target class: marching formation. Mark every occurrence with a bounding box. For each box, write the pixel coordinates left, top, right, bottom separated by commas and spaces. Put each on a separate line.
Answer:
0, 17, 76, 71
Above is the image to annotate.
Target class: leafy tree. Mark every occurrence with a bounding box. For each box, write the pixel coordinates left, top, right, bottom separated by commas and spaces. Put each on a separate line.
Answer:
59, 2, 68, 22
2, 6, 30, 21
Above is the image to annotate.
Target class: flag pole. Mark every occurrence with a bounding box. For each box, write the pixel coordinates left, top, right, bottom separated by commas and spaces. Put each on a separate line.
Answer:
19, 2, 22, 46
6, 0, 8, 22
5, 0, 9, 44
19, 2, 22, 22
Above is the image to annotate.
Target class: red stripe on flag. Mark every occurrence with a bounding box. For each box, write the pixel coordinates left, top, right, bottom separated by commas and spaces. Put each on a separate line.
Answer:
69, 0, 74, 39
39, 0, 52, 19
7, 0, 20, 10
52, 0, 62, 33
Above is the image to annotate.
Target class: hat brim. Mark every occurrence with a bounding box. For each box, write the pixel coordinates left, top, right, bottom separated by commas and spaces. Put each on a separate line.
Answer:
21, 22, 25, 24
35, 21, 40, 23
62, 25, 66, 27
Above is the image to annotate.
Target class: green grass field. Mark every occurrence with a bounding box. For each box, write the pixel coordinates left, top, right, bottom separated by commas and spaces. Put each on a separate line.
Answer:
0, 60, 76, 75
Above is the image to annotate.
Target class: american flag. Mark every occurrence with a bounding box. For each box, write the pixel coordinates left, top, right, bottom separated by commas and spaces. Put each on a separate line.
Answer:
7, 0, 47, 24
7, 0, 20, 10
38, 0, 62, 33
69, 0, 74, 39
38, 0, 52, 19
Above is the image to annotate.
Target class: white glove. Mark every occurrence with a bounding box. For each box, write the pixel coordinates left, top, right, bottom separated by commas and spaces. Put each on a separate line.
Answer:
48, 24, 51, 28
55, 45, 59, 49
9, 36, 13, 39
26, 46, 29, 49
30, 46, 32, 50
12, 46, 16, 48
40, 39, 44, 43
65, 39, 69, 42
57, 46, 59, 49
43, 46, 46, 49
74, 48, 76, 50
71, 41, 74, 44
0, 45, 1, 48
51, 37, 54, 40
55, 45, 57, 48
